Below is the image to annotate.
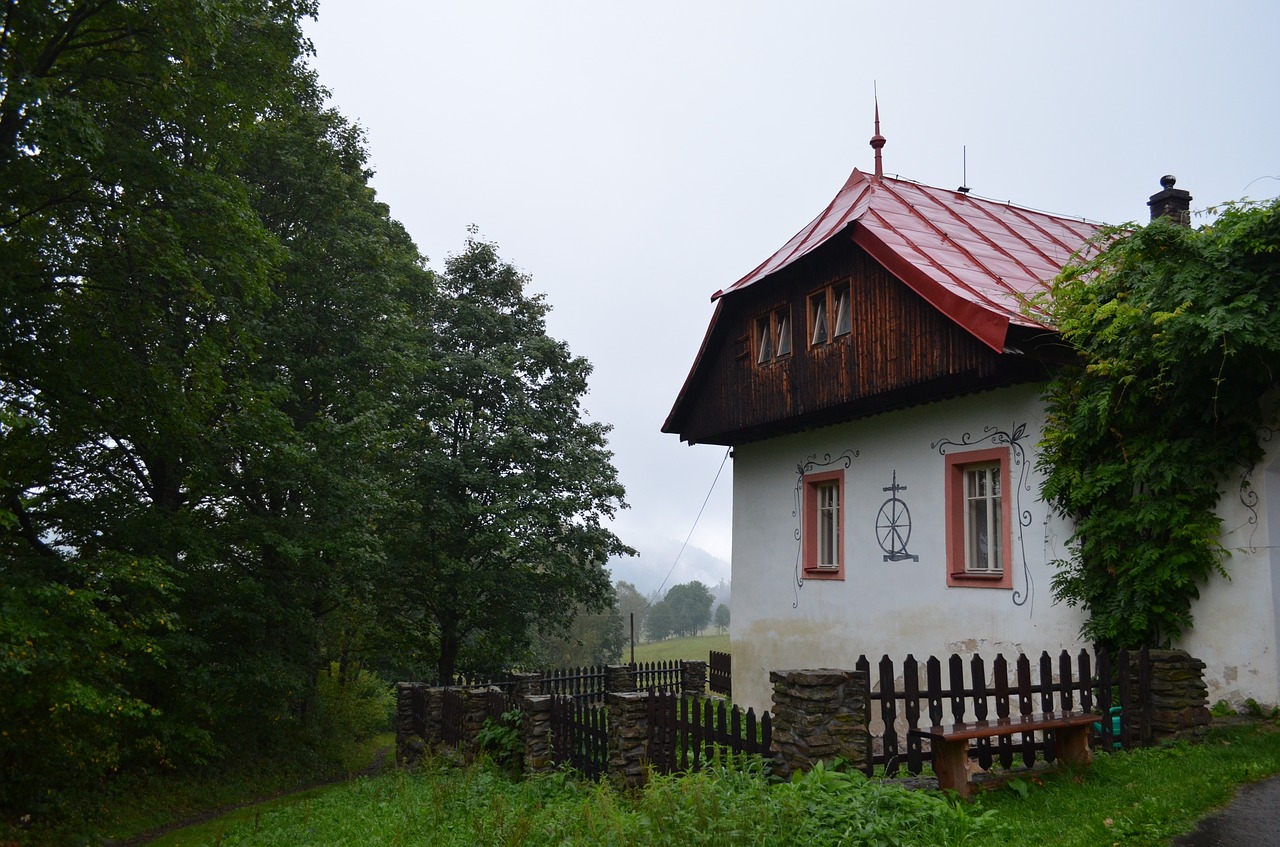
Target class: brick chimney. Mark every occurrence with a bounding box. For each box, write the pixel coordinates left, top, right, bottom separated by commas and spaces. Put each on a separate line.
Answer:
1147, 175, 1192, 226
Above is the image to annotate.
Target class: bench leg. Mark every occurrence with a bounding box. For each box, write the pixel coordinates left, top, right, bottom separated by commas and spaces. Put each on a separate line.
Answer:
932, 739, 973, 799
1055, 725, 1092, 766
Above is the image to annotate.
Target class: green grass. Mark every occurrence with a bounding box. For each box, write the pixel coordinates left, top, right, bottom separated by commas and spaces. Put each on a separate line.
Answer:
127, 719, 1280, 847
630, 632, 729, 663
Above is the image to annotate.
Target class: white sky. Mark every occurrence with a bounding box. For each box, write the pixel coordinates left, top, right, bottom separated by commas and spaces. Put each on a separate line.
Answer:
303, 1, 1279, 595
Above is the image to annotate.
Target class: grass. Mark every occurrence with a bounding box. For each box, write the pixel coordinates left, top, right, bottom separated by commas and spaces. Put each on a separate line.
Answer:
630, 632, 729, 663
6, 732, 395, 847
124, 718, 1280, 847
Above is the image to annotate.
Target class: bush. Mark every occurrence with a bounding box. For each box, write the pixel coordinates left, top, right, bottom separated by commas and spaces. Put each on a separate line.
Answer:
313, 664, 393, 743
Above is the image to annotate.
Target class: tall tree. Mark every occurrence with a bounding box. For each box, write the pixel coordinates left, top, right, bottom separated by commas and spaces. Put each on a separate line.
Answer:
388, 233, 632, 680
1, 0, 319, 814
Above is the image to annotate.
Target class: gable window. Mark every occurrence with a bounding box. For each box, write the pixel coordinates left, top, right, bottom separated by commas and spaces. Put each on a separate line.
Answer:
809, 293, 828, 345
803, 469, 844, 579
809, 282, 852, 346
754, 307, 792, 366
944, 447, 1013, 589
833, 285, 852, 336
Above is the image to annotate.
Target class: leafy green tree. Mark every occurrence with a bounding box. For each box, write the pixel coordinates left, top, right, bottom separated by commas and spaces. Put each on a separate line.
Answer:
665, 581, 714, 637
615, 579, 648, 649
1039, 200, 1280, 647
387, 233, 632, 680
644, 598, 676, 642
714, 603, 730, 634
531, 601, 625, 668
1, 0, 318, 815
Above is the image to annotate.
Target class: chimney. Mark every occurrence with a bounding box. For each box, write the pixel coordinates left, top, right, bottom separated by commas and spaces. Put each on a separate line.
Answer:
1147, 175, 1192, 226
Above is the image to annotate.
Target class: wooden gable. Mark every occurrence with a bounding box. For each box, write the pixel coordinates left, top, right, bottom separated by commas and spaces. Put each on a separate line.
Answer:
663, 236, 1062, 446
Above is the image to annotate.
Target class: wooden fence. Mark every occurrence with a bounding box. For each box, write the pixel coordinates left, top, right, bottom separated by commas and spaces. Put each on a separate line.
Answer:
708, 650, 731, 697
550, 695, 609, 779
543, 665, 609, 702
646, 691, 771, 775
634, 659, 683, 692
856, 647, 1151, 777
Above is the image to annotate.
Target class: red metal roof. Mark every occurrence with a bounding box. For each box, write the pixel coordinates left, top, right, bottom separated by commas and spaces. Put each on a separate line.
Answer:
715, 168, 1105, 351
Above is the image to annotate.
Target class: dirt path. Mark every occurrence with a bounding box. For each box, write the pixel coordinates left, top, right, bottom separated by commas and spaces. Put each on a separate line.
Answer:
114, 746, 392, 846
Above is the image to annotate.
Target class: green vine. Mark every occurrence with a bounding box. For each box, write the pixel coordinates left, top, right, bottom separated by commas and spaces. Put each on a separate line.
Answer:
1037, 198, 1280, 647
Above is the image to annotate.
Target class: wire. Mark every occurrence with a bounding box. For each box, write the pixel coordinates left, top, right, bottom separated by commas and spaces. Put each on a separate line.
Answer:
647, 446, 732, 605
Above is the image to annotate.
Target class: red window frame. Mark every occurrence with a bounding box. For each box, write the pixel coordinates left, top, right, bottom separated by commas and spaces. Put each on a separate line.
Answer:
802, 469, 844, 580
944, 447, 1013, 589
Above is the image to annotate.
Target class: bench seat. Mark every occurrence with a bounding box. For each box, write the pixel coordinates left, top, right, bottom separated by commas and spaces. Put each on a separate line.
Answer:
907, 710, 1098, 798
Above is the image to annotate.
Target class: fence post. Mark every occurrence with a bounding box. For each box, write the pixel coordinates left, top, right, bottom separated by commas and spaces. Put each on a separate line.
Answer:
682, 660, 708, 696
511, 671, 543, 697
1145, 649, 1210, 740
607, 663, 637, 694
607, 691, 652, 788
522, 694, 555, 774
395, 682, 428, 767
768, 668, 870, 780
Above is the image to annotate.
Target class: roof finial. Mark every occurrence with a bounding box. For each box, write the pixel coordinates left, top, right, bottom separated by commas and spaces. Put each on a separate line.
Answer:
870, 85, 886, 180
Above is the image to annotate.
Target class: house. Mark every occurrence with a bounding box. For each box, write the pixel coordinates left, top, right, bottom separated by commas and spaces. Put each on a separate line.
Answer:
662, 125, 1280, 714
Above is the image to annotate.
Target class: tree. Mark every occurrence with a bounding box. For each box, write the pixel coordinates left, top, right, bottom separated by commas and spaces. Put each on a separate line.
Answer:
531, 601, 625, 668
387, 233, 632, 680
664, 581, 715, 637
714, 603, 730, 634
615, 580, 649, 647
1039, 200, 1280, 647
644, 599, 676, 642
1, 0, 319, 812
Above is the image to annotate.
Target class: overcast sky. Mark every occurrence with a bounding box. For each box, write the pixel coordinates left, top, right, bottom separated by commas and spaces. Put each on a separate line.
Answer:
303, 1, 1279, 596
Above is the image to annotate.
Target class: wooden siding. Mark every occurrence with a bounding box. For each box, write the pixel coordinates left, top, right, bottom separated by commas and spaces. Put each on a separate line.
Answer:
670, 238, 1052, 446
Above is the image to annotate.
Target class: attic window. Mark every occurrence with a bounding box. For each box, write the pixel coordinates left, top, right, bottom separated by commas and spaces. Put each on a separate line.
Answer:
756, 317, 772, 364
810, 293, 828, 345
833, 286, 851, 336
754, 307, 792, 366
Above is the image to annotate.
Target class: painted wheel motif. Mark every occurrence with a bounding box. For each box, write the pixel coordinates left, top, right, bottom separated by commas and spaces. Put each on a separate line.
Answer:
876, 497, 912, 558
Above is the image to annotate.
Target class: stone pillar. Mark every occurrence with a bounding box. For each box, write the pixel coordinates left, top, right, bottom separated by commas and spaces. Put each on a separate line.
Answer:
522, 695, 555, 774
682, 660, 708, 696
606, 663, 637, 693
458, 687, 498, 759
607, 691, 652, 788
511, 672, 543, 697
1146, 649, 1210, 738
769, 668, 869, 780
395, 682, 428, 768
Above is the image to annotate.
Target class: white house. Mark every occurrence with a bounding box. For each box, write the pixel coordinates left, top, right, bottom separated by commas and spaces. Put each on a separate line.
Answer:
663, 139, 1280, 715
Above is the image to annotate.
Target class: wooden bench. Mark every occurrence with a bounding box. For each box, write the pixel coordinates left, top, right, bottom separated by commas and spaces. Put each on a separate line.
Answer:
907, 710, 1099, 799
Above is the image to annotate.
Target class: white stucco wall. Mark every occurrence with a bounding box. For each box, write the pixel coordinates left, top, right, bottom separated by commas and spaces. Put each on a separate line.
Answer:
728, 383, 1280, 714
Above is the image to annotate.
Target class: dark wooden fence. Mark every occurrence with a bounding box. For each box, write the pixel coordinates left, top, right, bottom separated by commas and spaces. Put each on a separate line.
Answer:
440, 688, 464, 748
543, 665, 609, 702
857, 647, 1151, 777
550, 695, 609, 779
647, 692, 772, 775
709, 650, 731, 697
634, 659, 682, 692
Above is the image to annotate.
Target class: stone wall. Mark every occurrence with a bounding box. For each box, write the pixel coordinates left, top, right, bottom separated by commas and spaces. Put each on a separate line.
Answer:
1145, 649, 1211, 738
768, 668, 870, 779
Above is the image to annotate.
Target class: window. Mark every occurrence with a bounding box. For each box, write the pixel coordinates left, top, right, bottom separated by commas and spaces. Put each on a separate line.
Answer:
809, 293, 828, 346
754, 307, 792, 365
809, 282, 852, 346
944, 448, 1013, 589
833, 286, 851, 336
803, 470, 844, 579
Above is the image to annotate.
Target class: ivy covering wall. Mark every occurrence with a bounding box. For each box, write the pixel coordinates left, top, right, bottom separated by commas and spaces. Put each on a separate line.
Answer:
1039, 199, 1280, 647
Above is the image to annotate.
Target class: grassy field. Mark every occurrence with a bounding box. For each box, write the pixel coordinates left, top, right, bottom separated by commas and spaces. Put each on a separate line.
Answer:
118, 718, 1280, 847
629, 632, 729, 663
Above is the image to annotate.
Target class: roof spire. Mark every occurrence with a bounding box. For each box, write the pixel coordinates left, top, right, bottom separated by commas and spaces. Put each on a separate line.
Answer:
870, 88, 886, 180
